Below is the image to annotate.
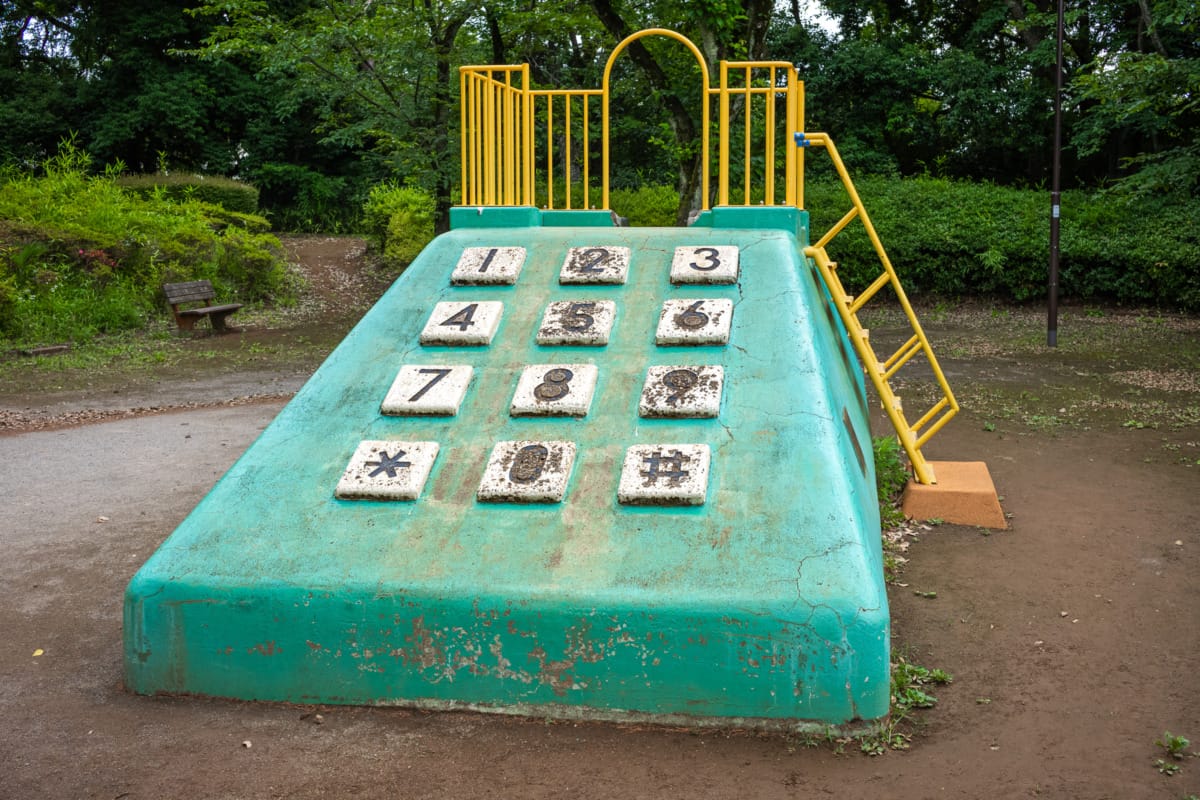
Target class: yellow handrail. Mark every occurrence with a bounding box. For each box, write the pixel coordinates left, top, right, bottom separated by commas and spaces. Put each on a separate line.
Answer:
458, 30, 957, 482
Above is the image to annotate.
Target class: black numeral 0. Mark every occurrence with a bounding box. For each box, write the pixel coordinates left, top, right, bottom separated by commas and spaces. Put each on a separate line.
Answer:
509, 444, 548, 483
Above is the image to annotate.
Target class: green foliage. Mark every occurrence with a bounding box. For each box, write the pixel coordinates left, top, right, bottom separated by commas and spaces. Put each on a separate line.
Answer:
363, 183, 436, 270
0, 142, 288, 343
608, 185, 681, 227
118, 174, 260, 215
872, 435, 909, 528
807, 176, 1200, 310
252, 163, 358, 232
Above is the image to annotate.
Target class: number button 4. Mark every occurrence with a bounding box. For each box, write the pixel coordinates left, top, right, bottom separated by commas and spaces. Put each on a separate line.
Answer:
536, 300, 617, 346
419, 300, 503, 345
670, 245, 739, 285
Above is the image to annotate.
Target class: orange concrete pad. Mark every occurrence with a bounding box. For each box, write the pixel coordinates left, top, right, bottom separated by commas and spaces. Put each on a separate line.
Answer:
902, 461, 1006, 529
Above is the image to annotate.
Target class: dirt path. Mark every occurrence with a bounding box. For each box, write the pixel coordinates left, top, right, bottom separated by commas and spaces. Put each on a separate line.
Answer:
1, 236, 1198, 798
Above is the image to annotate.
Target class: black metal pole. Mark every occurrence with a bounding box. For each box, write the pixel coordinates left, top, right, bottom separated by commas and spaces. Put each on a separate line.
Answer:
1048, 0, 1064, 347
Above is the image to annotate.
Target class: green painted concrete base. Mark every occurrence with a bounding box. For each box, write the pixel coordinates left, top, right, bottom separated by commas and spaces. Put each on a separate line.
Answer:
124, 207, 890, 728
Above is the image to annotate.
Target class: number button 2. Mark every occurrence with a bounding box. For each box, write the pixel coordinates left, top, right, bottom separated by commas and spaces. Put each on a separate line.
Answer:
559, 246, 631, 284
670, 245, 739, 284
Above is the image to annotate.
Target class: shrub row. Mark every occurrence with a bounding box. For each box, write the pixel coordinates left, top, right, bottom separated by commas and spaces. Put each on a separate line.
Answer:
358, 175, 1199, 309
805, 177, 1200, 309
0, 147, 289, 343
118, 173, 260, 215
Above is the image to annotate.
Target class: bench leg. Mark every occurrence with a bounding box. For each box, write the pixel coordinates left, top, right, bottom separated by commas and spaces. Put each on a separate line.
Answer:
209, 310, 237, 332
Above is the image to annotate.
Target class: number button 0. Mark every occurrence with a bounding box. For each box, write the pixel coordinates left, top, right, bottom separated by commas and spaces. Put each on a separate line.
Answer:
670, 245, 739, 284
536, 300, 617, 346
477, 440, 578, 503
510, 363, 599, 417
559, 246, 631, 284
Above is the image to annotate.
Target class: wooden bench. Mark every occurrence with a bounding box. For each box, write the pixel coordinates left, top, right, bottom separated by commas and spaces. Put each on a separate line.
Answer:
163, 281, 243, 333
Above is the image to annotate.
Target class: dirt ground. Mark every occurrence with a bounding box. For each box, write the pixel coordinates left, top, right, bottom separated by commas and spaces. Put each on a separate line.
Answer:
1, 236, 1198, 798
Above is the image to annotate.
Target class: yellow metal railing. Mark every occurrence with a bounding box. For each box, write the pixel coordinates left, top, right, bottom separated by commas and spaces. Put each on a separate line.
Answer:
801, 133, 958, 484
458, 30, 957, 483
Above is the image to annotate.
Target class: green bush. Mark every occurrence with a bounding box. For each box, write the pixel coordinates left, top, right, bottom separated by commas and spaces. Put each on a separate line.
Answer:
363, 183, 436, 269
804, 176, 1200, 309
0, 142, 289, 343
609, 185, 680, 226
253, 162, 356, 232
118, 174, 260, 214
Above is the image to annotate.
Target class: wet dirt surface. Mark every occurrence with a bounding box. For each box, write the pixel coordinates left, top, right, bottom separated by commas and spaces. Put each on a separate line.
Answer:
1, 237, 1198, 798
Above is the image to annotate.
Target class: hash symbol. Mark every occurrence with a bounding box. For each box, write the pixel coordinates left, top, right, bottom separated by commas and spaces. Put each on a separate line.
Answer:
641, 450, 689, 484
367, 450, 411, 478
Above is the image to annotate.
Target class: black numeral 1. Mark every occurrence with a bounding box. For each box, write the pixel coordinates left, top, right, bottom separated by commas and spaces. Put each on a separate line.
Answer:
477, 248, 497, 273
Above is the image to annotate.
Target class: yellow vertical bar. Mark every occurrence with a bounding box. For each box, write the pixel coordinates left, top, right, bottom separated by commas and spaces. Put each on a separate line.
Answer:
524, 66, 533, 205
601, 84, 610, 210
582, 95, 590, 208
460, 69, 468, 204
743, 66, 751, 204
719, 62, 729, 206
546, 96, 554, 209
798, 78, 805, 210
765, 67, 776, 205
565, 95, 573, 209
784, 68, 796, 206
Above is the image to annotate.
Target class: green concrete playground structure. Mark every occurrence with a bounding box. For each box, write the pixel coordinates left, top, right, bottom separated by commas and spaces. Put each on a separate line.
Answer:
124, 206, 890, 729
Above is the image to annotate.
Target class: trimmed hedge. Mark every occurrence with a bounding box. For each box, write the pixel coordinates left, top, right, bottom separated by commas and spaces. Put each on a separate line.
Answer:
804, 177, 1200, 309
118, 173, 260, 215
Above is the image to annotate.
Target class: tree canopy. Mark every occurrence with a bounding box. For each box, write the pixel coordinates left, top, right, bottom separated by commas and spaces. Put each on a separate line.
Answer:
2, 0, 1196, 228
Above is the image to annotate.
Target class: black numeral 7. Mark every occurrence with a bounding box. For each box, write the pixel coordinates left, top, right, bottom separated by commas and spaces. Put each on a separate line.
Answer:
408, 368, 452, 401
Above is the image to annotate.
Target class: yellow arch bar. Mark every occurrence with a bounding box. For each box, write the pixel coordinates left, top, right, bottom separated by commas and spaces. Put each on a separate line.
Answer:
599, 28, 711, 212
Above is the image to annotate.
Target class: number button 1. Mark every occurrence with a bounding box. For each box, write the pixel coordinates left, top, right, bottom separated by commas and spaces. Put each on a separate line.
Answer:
670, 245, 739, 284
536, 300, 617, 346
451, 246, 526, 285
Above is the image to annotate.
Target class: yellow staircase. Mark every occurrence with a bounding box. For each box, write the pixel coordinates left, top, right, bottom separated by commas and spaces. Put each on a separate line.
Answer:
459, 29, 958, 484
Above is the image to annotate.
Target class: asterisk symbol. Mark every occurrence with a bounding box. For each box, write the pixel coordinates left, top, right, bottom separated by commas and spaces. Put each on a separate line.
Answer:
366, 449, 411, 478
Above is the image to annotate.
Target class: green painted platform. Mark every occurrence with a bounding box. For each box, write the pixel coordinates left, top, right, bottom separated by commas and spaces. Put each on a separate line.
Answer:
124, 206, 889, 729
